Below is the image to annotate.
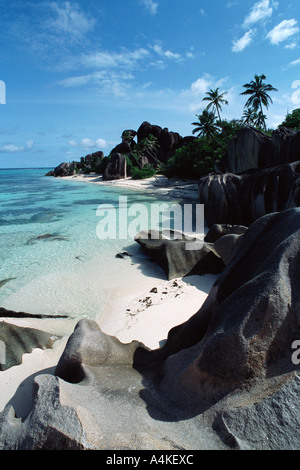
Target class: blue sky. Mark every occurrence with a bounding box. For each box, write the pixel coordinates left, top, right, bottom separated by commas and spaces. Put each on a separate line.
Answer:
0, 0, 300, 168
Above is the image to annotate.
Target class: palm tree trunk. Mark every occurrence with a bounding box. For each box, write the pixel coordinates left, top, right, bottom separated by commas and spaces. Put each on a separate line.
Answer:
259, 100, 267, 131
216, 107, 229, 144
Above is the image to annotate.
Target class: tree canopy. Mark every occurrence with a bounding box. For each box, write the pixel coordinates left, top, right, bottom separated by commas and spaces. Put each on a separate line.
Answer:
240, 74, 278, 131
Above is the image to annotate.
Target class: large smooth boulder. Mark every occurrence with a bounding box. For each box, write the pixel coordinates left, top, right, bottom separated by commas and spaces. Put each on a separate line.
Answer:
0, 375, 87, 450
134, 230, 225, 279
55, 319, 139, 383
2, 209, 300, 450
136, 121, 190, 163
83, 151, 104, 171
223, 127, 271, 174
266, 127, 300, 167
53, 162, 77, 177
103, 153, 127, 181
199, 161, 300, 227
204, 224, 247, 243
220, 127, 300, 175
198, 173, 244, 227
109, 141, 133, 156
134, 208, 300, 431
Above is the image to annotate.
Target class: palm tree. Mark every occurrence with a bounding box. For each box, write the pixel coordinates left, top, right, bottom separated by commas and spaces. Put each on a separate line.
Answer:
240, 74, 278, 131
202, 88, 229, 123
202, 88, 229, 142
242, 107, 258, 126
191, 110, 219, 140
254, 111, 267, 130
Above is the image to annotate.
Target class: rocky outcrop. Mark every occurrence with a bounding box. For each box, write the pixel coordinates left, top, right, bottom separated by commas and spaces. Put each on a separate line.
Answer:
0, 375, 88, 450
1, 209, 300, 449
136, 121, 193, 163
222, 127, 271, 174
82, 151, 104, 173
267, 127, 300, 167
55, 319, 139, 383
134, 229, 225, 279
102, 153, 127, 180
47, 151, 105, 177
46, 121, 195, 178
220, 126, 300, 175
0, 322, 60, 371
109, 140, 134, 156
198, 173, 244, 227
204, 223, 248, 243
199, 161, 300, 227
52, 161, 78, 177
134, 209, 300, 433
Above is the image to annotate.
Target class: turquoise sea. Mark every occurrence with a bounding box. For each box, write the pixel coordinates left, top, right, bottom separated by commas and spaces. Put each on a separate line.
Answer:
0, 169, 178, 320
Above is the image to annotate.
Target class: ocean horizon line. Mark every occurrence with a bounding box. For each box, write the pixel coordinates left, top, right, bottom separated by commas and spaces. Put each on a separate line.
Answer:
0, 167, 53, 170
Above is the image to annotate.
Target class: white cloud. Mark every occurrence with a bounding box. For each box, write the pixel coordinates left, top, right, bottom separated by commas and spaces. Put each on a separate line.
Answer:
289, 58, 300, 66
139, 0, 158, 15
96, 138, 108, 148
266, 19, 299, 45
151, 43, 182, 61
68, 138, 108, 150
183, 74, 231, 113
244, 0, 273, 27
285, 42, 297, 50
0, 140, 34, 153
81, 48, 149, 69
291, 80, 300, 105
81, 138, 95, 148
232, 30, 254, 52
48, 1, 96, 39
190, 74, 214, 96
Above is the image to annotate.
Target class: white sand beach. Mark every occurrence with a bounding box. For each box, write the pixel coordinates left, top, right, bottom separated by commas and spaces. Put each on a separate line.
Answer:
59, 173, 199, 200
0, 174, 217, 418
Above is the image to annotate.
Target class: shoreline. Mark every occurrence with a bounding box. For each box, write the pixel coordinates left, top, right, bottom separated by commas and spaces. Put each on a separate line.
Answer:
58, 173, 199, 201
0, 173, 215, 419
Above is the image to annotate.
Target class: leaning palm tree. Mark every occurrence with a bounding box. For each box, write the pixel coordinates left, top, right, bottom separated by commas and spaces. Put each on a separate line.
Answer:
202, 88, 229, 142
191, 110, 219, 140
240, 74, 278, 131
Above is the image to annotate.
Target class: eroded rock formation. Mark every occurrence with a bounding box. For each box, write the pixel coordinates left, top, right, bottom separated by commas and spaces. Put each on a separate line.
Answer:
199, 161, 300, 227
220, 126, 300, 174
202, 127, 300, 227
0, 322, 60, 371
1, 209, 300, 449
134, 229, 231, 279
102, 153, 127, 181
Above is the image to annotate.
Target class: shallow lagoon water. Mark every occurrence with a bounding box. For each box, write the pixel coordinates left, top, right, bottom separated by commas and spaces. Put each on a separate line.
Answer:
0, 169, 179, 319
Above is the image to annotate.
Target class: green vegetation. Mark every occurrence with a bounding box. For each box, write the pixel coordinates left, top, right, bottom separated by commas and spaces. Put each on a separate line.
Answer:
76, 75, 300, 182
191, 110, 219, 140
167, 74, 280, 178
123, 134, 159, 179
202, 87, 229, 142
130, 165, 157, 179
240, 74, 278, 131
279, 108, 300, 130
167, 119, 243, 178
